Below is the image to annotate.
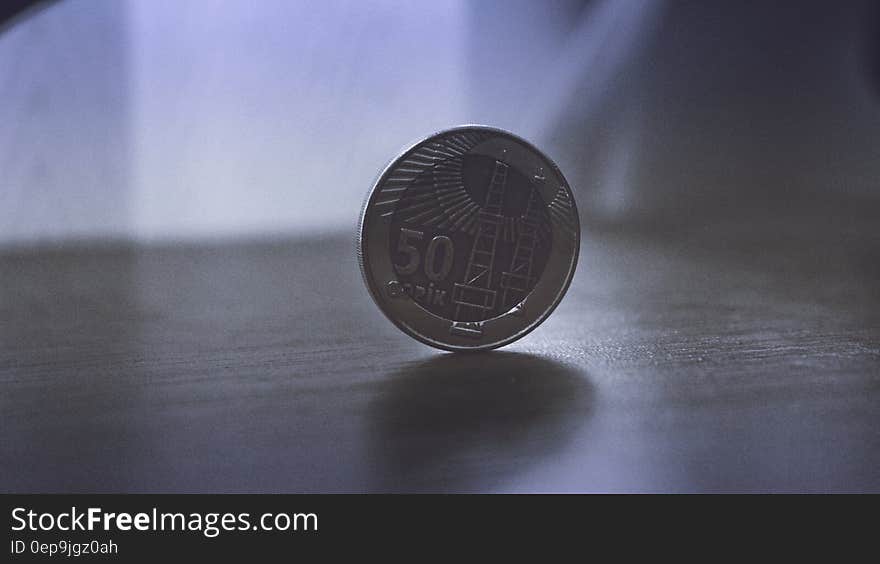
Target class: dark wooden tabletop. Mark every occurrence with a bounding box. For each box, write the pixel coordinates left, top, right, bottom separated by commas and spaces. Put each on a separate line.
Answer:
2, 207, 878, 492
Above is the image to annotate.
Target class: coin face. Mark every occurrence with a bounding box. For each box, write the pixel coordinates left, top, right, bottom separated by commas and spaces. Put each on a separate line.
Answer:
358, 125, 580, 351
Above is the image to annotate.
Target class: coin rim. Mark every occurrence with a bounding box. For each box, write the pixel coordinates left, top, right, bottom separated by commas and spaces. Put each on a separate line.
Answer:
356, 124, 580, 352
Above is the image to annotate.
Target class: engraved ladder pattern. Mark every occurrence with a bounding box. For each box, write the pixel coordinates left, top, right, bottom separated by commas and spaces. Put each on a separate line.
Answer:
452, 160, 509, 320
500, 184, 542, 311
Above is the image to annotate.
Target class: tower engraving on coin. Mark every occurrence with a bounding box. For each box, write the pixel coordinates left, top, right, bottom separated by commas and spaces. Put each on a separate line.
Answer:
358, 125, 579, 351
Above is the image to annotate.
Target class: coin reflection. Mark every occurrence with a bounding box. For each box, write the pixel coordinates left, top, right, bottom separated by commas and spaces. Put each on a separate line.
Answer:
367, 352, 594, 492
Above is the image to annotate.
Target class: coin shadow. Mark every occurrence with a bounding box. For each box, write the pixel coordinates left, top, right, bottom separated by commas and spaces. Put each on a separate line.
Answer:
367, 352, 594, 492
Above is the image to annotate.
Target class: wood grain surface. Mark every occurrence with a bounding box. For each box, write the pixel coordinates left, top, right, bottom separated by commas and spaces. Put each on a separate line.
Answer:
1, 209, 878, 492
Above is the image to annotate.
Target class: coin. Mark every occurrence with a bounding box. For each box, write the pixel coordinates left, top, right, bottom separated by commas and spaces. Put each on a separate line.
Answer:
357, 125, 580, 351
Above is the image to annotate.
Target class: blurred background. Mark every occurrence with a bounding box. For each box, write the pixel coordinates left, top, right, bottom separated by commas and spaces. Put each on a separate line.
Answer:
1, 0, 879, 493
2, 0, 878, 247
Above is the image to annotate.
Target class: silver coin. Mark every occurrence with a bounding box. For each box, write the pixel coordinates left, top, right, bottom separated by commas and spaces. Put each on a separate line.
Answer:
357, 125, 580, 351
